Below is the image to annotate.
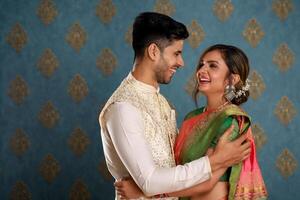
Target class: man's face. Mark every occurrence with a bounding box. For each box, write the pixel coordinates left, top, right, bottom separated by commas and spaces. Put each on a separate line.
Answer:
154, 40, 184, 84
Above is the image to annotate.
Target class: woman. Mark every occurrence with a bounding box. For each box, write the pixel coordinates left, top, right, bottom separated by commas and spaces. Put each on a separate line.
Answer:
115, 44, 267, 200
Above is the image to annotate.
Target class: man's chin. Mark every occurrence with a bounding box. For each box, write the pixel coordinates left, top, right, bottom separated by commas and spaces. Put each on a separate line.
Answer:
159, 78, 172, 85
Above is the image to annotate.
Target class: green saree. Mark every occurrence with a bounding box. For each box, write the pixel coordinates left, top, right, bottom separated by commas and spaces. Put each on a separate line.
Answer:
174, 104, 267, 200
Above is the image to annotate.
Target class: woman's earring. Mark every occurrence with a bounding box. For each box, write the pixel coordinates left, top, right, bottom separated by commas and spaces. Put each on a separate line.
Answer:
225, 85, 235, 101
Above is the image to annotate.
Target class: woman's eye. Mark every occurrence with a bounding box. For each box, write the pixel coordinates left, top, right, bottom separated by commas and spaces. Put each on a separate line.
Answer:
210, 64, 217, 68
198, 62, 204, 68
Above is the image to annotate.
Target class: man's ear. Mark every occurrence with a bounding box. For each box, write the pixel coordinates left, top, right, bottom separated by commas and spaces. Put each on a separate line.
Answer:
232, 74, 241, 86
147, 43, 160, 61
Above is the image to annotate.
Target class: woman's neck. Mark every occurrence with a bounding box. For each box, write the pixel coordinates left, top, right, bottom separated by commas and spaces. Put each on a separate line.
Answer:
205, 94, 228, 111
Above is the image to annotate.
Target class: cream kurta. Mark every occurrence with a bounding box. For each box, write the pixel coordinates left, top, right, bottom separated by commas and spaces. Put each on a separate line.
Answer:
99, 73, 212, 199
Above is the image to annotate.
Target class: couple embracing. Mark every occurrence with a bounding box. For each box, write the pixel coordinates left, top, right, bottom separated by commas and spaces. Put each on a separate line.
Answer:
99, 12, 267, 200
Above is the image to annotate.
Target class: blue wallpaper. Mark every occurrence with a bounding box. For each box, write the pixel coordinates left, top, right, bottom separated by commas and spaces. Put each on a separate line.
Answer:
1, 0, 299, 199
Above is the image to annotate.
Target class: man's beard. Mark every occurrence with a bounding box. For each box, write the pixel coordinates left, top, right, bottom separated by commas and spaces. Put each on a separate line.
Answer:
155, 57, 171, 84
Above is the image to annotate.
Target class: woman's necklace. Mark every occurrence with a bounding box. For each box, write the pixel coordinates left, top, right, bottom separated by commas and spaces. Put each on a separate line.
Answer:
203, 101, 229, 113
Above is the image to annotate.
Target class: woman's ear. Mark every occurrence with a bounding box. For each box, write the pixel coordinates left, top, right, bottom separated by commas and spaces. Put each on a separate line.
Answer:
232, 74, 241, 86
147, 43, 160, 61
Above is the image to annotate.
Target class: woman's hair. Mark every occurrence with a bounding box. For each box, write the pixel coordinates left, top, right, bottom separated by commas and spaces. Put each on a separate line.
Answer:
193, 44, 250, 106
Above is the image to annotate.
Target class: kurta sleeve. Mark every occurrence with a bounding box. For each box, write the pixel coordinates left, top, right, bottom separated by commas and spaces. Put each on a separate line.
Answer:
104, 102, 212, 196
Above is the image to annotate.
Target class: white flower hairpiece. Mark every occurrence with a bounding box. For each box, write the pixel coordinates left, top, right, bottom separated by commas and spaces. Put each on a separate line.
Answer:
235, 79, 250, 98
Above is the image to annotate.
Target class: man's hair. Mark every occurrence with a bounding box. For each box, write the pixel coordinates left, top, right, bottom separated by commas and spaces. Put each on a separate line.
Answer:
132, 12, 189, 59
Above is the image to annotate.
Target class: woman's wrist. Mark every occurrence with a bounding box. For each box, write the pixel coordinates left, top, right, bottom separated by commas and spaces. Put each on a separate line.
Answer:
152, 193, 170, 198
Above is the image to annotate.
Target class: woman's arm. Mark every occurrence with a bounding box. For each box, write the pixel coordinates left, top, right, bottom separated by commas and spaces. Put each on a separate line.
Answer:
167, 167, 227, 197
115, 148, 227, 199
168, 148, 226, 197
114, 178, 144, 199
115, 167, 227, 199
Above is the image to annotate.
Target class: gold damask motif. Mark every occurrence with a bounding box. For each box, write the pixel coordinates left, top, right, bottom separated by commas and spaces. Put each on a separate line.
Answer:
69, 179, 91, 200
39, 154, 61, 183
6, 23, 28, 53
10, 128, 30, 157
242, 18, 264, 48
68, 127, 90, 156
276, 148, 298, 178
187, 20, 205, 49
66, 22, 87, 52
38, 101, 60, 128
125, 25, 133, 45
249, 70, 265, 100
273, 43, 294, 72
153, 0, 175, 16
213, 0, 234, 22
252, 124, 267, 151
185, 74, 197, 98
7, 75, 29, 105
274, 96, 297, 125
36, 0, 58, 25
96, 48, 117, 76
272, 0, 294, 21
98, 160, 113, 181
37, 48, 59, 78
95, 0, 116, 24
68, 74, 89, 103
10, 181, 32, 200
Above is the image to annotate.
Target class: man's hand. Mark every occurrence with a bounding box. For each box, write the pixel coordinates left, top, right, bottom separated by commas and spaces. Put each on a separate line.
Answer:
208, 125, 251, 172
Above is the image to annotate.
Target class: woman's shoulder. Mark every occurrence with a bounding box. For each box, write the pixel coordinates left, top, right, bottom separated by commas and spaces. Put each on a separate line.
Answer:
223, 104, 250, 119
222, 104, 252, 134
184, 107, 205, 120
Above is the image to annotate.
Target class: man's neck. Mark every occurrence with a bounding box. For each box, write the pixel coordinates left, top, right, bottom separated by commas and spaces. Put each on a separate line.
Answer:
132, 62, 159, 89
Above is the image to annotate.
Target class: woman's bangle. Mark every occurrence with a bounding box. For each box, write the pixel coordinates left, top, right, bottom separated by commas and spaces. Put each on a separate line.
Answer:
153, 193, 169, 198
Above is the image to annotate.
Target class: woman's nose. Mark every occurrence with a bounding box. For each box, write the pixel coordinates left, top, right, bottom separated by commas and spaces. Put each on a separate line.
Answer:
196, 70, 202, 78
197, 65, 206, 74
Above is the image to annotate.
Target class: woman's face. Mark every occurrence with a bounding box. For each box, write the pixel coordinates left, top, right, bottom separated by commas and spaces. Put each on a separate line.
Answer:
196, 50, 230, 96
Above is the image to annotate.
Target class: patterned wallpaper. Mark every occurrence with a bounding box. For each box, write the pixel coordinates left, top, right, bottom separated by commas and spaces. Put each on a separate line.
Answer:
0, 0, 299, 199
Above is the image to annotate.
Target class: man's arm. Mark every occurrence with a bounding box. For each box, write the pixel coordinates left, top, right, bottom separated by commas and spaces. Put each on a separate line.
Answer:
114, 148, 227, 199
114, 167, 226, 199
103, 102, 211, 196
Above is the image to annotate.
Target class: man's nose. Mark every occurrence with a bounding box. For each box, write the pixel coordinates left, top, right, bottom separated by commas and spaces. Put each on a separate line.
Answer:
177, 57, 184, 67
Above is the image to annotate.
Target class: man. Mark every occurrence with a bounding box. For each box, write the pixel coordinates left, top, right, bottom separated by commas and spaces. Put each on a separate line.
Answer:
99, 12, 250, 199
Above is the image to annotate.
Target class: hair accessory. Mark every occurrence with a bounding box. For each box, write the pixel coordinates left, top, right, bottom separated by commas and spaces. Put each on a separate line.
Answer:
235, 79, 250, 98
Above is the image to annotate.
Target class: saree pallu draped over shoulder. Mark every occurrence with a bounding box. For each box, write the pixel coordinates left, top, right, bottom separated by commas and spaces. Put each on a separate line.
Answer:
174, 104, 268, 200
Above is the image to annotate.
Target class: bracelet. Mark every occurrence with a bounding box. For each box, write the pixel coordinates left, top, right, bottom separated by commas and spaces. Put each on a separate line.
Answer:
153, 193, 169, 198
